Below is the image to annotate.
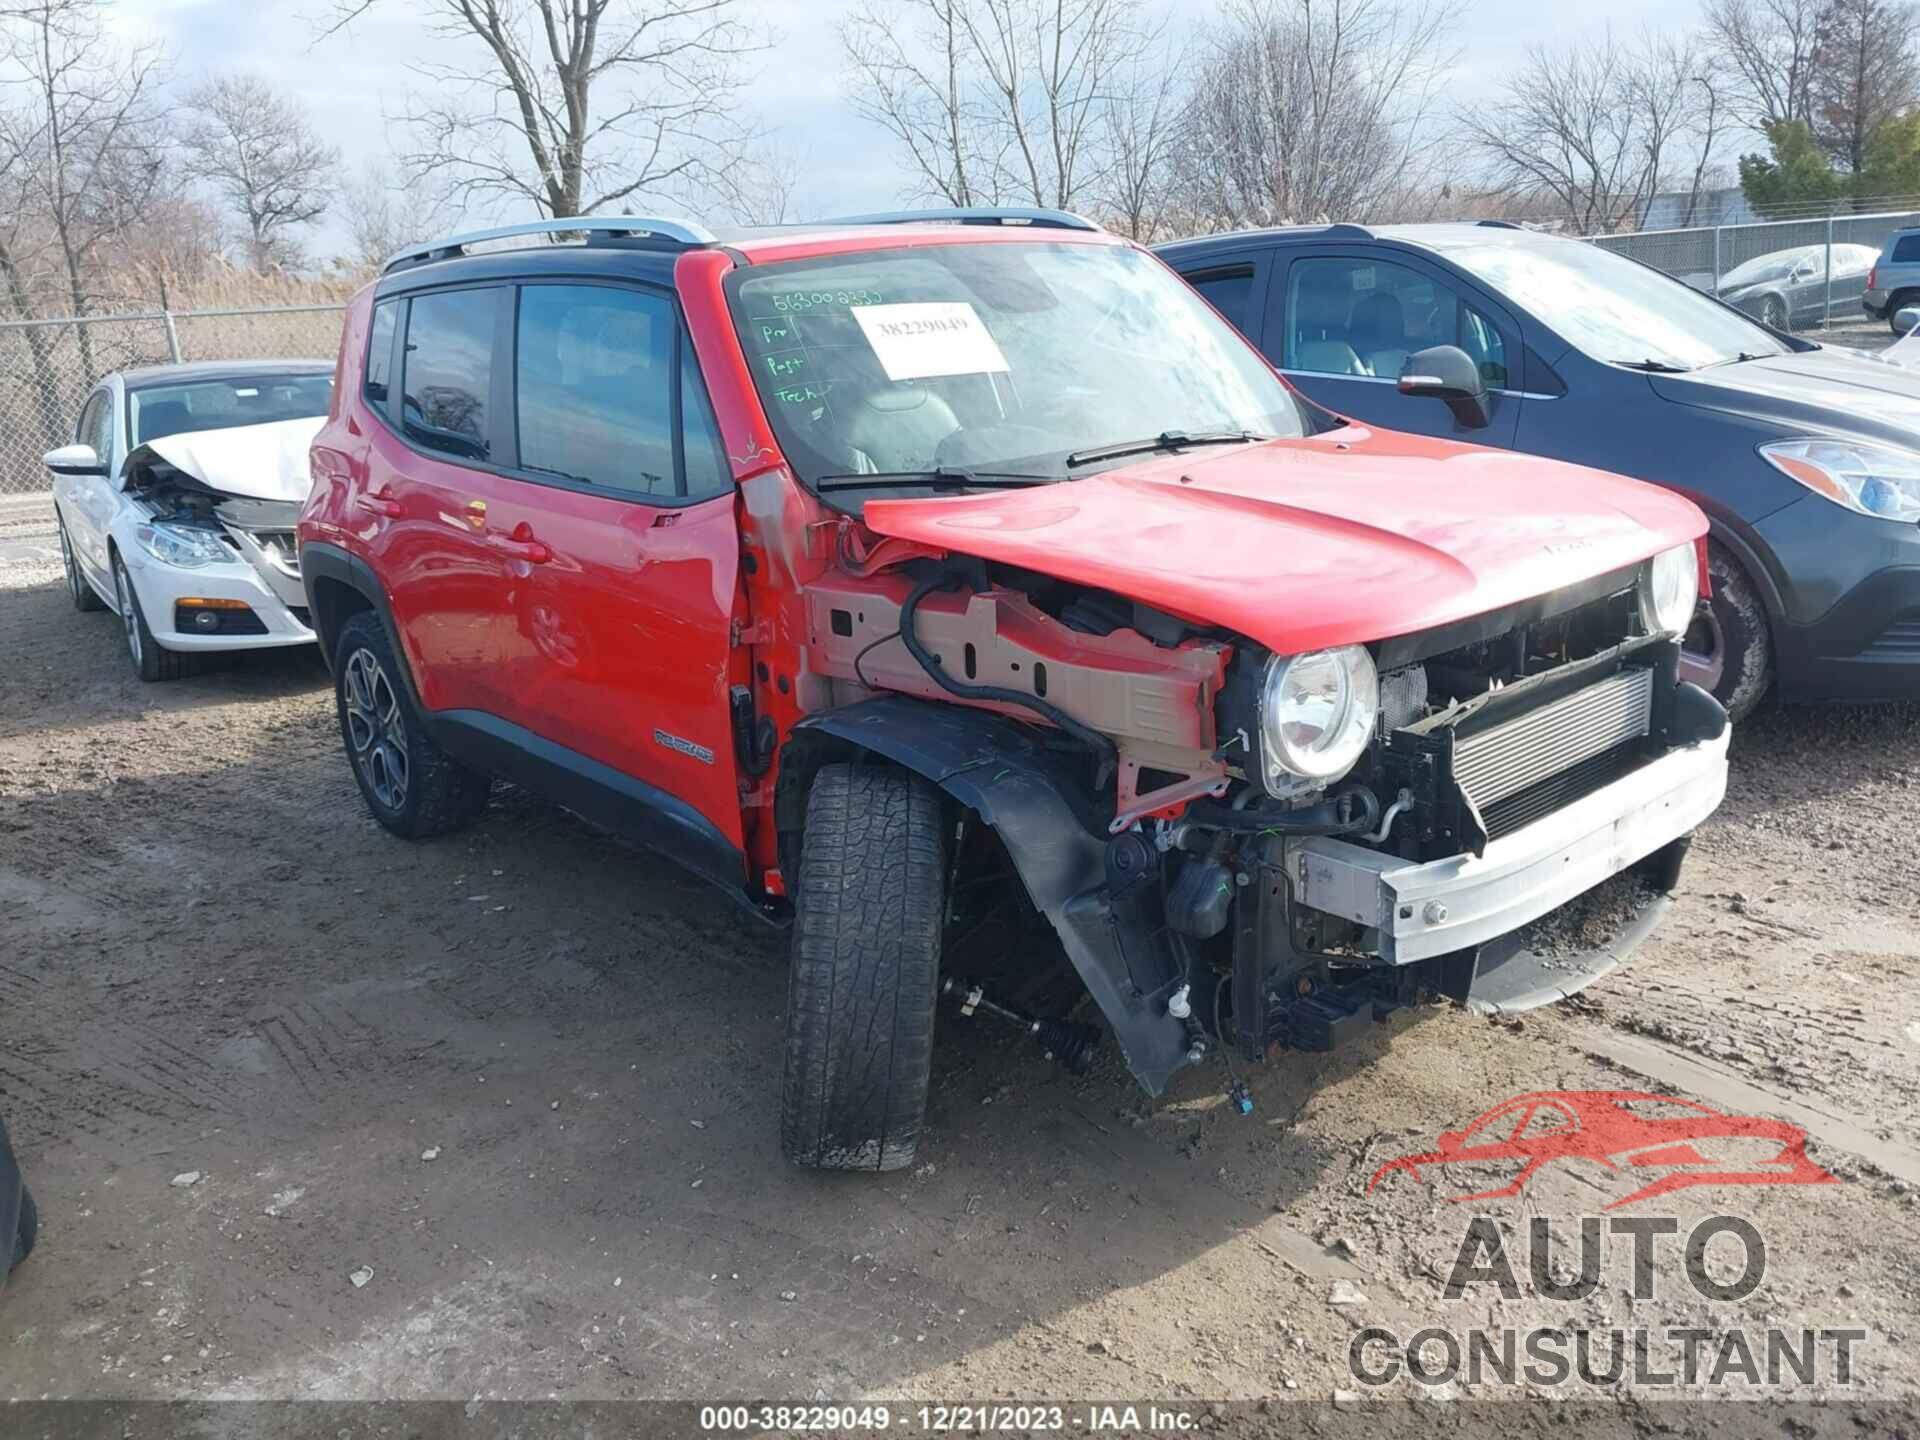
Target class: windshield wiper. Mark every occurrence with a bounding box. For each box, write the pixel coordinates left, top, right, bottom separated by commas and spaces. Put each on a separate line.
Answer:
1064, 429, 1267, 468
1611, 358, 1694, 373
814, 466, 1054, 494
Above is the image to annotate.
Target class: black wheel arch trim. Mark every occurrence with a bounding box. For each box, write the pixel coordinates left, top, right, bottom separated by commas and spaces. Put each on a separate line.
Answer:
782, 695, 1192, 1095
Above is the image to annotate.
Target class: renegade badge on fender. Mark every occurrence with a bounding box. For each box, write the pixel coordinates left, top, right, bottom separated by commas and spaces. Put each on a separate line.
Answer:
301, 210, 1729, 1174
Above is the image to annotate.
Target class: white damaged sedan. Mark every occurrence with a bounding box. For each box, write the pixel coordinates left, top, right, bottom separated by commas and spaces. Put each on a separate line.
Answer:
45, 361, 332, 681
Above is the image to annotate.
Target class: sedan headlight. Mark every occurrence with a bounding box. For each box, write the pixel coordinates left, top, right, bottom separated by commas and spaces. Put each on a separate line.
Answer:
135, 521, 230, 569
1260, 645, 1379, 794
1637, 543, 1699, 639
1760, 438, 1920, 521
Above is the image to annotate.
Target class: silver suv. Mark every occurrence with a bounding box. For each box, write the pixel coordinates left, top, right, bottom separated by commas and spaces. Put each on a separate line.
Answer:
1863, 226, 1920, 331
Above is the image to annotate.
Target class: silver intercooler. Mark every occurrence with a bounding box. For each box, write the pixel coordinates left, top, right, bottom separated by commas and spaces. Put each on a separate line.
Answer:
1451, 667, 1654, 811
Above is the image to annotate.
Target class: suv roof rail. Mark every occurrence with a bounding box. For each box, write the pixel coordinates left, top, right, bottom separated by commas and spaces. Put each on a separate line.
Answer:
1476, 218, 1523, 229
818, 206, 1101, 232
1324, 222, 1373, 239
383, 215, 718, 274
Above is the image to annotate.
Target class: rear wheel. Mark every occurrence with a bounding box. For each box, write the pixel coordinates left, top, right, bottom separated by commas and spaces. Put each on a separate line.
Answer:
1680, 546, 1772, 724
781, 763, 946, 1173
11, 1187, 36, 1271
112, 549, 182, 682
333, 610, 491, 838
58, 514, 103, 611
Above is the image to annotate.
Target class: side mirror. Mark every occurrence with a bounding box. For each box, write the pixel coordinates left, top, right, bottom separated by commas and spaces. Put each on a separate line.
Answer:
43, 442, 105, 477
1397, 345, 1491, 429
1895, 307, 1920, 337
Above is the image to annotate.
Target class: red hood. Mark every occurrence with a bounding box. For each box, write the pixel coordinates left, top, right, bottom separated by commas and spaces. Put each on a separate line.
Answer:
861, 427, 1707, 654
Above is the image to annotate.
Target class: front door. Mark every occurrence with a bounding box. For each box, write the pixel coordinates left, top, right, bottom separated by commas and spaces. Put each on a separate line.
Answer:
494, 281, 747, 847
1267, 251, 1523, 447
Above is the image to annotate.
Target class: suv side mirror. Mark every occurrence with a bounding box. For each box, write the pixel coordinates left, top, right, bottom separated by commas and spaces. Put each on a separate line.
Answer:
1397, 345, 1491, 429
1896, 306, 1920, 337
43, 442, 105, 477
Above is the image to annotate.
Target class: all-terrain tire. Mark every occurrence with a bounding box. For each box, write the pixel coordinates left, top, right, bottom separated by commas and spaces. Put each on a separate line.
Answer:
11, 1188, 36, 1272
781, 763, 946, 1173
333, 610, 492, 839
112, 549, 183, 682
58, 513, 104, 611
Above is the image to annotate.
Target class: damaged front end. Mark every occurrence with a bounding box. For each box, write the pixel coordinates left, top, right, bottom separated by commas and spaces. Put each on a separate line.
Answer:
120, 421, 318, 639
790, 554, 1728, 1097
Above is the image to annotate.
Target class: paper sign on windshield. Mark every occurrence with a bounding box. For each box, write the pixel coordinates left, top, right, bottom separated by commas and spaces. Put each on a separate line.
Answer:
852, 302, 1010, 381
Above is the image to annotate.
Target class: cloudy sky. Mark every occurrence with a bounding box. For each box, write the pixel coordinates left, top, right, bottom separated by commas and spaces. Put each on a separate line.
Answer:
104, 0, 1699, 259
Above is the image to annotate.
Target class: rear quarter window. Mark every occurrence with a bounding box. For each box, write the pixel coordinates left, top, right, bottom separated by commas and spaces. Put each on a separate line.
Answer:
1893, 235, 1920, 264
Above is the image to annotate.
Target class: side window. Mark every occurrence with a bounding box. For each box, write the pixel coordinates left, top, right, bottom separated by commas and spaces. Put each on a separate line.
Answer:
1284, 256, 1508, 388
365, 299, 397, 406
76, 392, 110, 455
1892, 234, 1920, 263
1187, 265, 1256, 333
680, 333, 732, 500
401, 287, 497, 461
516, 283, 676, 496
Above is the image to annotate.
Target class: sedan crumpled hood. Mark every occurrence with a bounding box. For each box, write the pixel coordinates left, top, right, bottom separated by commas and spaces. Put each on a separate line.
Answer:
124, 416, 325, 502
861, 428, 1706, 655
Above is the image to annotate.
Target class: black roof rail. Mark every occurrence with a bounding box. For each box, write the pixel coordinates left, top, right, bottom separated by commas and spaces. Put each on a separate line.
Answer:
818, 206, 1101, 233
1476, 219, 1524, 229
383, 215, 717, 274
1324, 223, 1374, 239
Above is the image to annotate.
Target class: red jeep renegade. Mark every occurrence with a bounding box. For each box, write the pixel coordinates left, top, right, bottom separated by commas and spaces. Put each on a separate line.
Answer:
300, 209, 1729, 1172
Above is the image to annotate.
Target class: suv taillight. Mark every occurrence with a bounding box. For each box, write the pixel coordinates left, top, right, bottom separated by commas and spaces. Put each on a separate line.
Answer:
1870, 265, 1879, 290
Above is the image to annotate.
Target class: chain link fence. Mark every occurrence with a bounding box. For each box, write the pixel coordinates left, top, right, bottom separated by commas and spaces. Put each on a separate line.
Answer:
0, 303, 346, 495
1590, 208, 1920, 329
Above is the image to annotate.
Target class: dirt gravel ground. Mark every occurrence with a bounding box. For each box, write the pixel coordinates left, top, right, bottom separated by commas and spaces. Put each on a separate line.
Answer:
1, 497, 1918, 1435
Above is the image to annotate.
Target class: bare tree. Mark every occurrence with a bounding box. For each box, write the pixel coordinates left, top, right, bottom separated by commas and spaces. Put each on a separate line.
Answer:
844, 0, 994, 205
322, 0, 758, 219
338, 162, 440, 271
1173, 0, 1452, 228
180, 73, 339, 270
1459, 29, 1717, 233
1702, 0, 1823, 128
1099, 55, 1181, 239
1808, 0, 1920, 177
842, 0, 1159, 212
0, 0, 168, 382
712, 143, 801, 226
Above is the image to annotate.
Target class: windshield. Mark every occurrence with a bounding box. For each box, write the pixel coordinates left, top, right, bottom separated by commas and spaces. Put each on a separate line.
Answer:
1443, 239, 1784, 371
725, 241, 1304, 499
131, 374, 333, 445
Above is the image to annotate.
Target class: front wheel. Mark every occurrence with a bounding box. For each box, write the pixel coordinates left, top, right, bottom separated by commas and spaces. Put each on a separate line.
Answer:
1760, 294, 1789, 331
112, 550, 181, 682
333, 610, 491, 839
781, 763, 946, 1173
1680, 546, 1773, 723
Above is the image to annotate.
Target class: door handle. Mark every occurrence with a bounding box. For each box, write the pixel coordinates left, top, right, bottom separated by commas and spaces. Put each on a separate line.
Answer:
486, 528, 552, 565
358, 490, 404, 518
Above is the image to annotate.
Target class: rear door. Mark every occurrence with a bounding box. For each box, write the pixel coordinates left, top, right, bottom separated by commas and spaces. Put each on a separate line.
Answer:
1265, 248, 1523, 447
497, 279, 746, 850
365, 284, 528, 718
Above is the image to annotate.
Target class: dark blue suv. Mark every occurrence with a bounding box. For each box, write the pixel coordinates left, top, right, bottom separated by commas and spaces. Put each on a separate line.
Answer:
1159, 222, 1920, 719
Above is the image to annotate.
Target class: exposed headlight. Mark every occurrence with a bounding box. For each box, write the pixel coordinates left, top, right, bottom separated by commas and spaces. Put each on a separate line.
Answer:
1637, 543, 1699, 639
135, 521, 229, 569
1260, 645, 1379, 794
1760, 438, 1920, 521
